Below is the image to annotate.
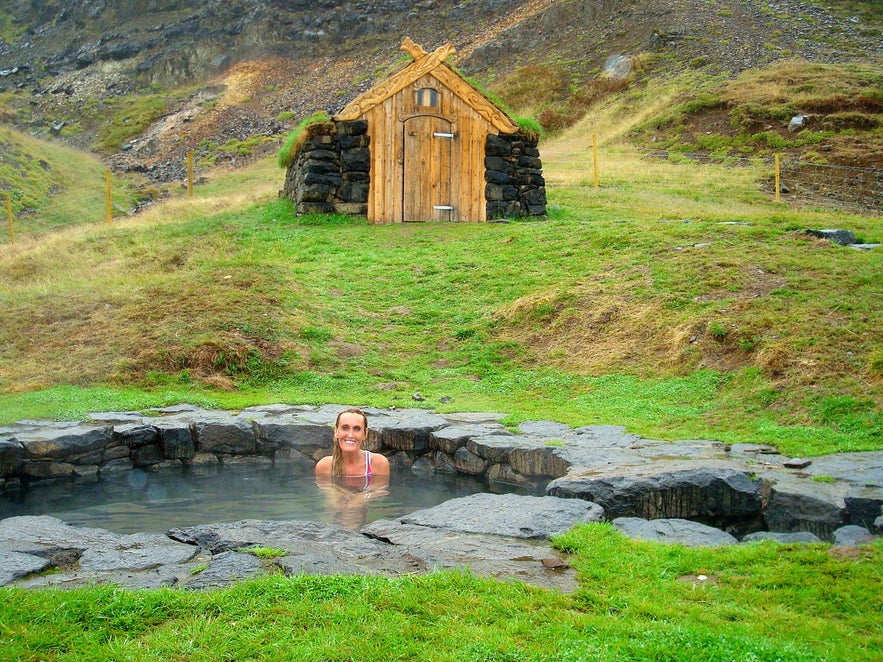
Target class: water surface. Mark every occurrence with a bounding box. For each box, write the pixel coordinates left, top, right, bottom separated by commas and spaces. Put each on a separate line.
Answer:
0, 463, 498, 534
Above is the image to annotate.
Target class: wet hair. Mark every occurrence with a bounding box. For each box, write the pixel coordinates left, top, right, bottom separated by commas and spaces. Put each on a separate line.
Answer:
331, 407, 369, 477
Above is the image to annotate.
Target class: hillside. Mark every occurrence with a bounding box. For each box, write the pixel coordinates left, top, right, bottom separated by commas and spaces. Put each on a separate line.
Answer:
0, 1, 880, 453
1, 0, 881, 186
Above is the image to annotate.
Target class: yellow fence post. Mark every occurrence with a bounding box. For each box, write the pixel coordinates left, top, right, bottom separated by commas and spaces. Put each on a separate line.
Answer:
774, 153, 781, 202
187, 152, 194, 197
5, 194, 13, 244
105, 169, 113, 224
592, 134, 600, 189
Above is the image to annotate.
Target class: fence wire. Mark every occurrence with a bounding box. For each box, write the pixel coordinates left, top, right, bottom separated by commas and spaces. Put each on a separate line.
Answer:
550, 146, 881, 215
777, 159, 882, 214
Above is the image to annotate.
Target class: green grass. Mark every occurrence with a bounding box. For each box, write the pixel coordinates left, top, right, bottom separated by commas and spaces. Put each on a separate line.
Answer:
0, 127, 143, 233
1, 525, 880, 661
92, 94, 170, 153
0, 173, 880, 456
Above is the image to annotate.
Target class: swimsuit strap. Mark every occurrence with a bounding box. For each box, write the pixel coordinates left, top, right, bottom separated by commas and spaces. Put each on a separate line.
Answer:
361, 450, 373, 490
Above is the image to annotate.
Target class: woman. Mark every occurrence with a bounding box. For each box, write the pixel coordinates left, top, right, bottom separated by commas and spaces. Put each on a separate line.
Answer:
314, 407, 390, 479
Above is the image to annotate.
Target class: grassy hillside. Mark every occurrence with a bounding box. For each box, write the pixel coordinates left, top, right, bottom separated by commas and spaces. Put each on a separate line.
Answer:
0, 127, 146, 234
0, 69, 880, 457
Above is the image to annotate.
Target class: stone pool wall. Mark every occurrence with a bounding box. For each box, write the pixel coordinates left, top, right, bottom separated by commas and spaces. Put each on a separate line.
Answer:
2, 403, 882, 543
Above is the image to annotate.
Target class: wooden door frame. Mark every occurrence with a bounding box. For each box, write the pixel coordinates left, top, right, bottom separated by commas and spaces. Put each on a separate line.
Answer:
400, 112, 457, 222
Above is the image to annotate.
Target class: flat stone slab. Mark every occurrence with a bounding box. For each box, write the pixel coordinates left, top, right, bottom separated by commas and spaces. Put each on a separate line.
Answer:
0, 550, 52, 585
397, 493, 605, 539
0, 515, 200, 587
741, 531, 823, 544
185, 551, 264, 590
612, 517, 739, 546
362, 520, 579, 592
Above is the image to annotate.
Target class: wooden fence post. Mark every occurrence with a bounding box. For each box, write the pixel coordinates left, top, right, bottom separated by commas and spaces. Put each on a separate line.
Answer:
775, 154, 781, 202
105, 169, 113, 224
5, 194, 13, 243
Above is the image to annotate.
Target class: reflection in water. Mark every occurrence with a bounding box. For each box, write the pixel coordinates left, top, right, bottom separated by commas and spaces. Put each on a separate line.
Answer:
0, 463, 511, 534
315, 473, 391, 529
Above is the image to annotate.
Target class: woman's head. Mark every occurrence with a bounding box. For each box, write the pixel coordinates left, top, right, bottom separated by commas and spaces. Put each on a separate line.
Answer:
335, 407, 368, 434
331, 408, 369, 476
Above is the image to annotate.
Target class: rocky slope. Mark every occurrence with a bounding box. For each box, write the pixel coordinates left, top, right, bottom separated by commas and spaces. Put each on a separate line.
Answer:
0, 0, 881, 181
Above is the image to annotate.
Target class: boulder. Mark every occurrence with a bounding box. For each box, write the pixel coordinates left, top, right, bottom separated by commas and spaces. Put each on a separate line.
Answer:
193, 414, 255, 455
613, 517, 739, 546
844, 487, 883, 529
0, 439, 23, 477
740, 531, 823, 544
547, 466, 762, 531
185, 551, 264, 590
0, 550, 52, 585
16, 425, 113, 460
362, 520, 578, 593
806, 228, 857, 245
831, 525, 874, 547
396, 492, 604, 539
0, 515, 198, 587
763, 482, 848, 542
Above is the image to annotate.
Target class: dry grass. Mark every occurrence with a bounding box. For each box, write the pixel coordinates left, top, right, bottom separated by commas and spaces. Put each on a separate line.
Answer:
723, 59, 883, 113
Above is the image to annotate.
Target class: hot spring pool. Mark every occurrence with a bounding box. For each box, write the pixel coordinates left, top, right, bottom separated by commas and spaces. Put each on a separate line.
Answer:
0, 463, 520, 533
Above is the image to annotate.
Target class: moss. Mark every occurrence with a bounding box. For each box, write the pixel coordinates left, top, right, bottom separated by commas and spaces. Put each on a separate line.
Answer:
277, 110, 332, 169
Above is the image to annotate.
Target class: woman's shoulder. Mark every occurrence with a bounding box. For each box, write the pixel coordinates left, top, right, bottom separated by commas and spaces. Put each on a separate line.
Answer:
315, 455, 333, 475
370, 451, 390, 474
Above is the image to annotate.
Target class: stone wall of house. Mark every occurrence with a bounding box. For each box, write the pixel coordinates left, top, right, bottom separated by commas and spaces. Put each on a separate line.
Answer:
280, 120, 370, 215
485, 132, 547, 219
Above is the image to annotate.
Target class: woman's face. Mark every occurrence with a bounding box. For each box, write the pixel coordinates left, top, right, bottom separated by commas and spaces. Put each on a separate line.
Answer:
335, 411, 367, 452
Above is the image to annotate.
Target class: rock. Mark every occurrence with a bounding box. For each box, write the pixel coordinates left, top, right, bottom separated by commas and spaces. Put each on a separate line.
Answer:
16, 425, 113, 461
429, 425, 485, 454
788, 114, 807, 132
185, 551, 264, 590
361, 520, 579, 592
612, 517, 739, 546
831, 525, 874, 547
844, 487, 883, 529
0, 515, 198, 587
805, 228, 857, 246
0, 439, 24, 477
518, 420, 571, 437
397, 492, 604, 539
453, 446, 488, 474
193, 414, 256, 455
763, 484, 847, 542
740, 531, 823, 543
375, 411, 449, 452
252, 416, 330, 455
0, 550, 52, 585
547, 466, 762, 531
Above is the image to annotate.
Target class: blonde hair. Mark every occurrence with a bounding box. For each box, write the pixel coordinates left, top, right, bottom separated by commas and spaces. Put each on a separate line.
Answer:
331, 407, 369, 477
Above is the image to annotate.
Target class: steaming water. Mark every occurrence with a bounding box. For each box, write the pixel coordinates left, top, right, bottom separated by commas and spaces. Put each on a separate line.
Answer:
0, 464, 509, 534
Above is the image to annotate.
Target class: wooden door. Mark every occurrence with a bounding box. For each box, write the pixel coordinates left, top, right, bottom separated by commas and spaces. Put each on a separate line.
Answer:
402, 116, 454, 221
